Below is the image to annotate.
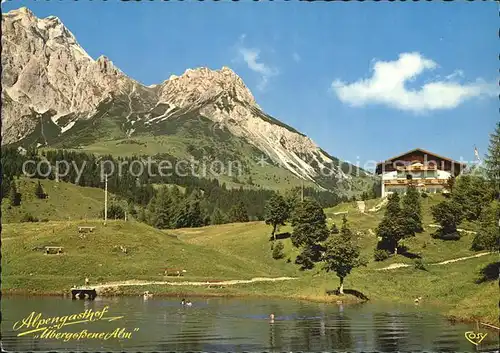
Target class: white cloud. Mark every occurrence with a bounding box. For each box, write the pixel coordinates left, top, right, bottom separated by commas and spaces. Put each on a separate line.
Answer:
331, 52, 497, 113
292, 52, 301, 63
235, 36, 278, 91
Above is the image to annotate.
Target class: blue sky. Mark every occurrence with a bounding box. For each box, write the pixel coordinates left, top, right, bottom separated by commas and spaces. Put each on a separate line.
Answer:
3, 1, 498, 166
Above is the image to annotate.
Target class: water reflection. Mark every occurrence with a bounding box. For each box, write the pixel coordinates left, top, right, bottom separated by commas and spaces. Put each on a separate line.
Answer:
374, 312, 407, 352
1, 296, 497, 352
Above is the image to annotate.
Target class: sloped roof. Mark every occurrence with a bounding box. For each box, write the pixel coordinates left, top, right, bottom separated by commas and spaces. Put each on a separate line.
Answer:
376, 148, 467, 167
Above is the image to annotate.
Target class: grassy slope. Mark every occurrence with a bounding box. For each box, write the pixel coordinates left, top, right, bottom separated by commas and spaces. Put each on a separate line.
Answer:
2, 195, 496, 324
1, 178, 115, 223
173, 195, 497, 324
324, 195, 486, 264
1, 220, 297, 293
51, 135, 318, 192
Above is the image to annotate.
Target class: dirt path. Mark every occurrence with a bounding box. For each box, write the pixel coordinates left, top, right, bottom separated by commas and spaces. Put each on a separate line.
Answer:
427, 224, 477, 235
376, 252, 493, 271
433, 252, 493, 265
92, 276, 297, 290
368, 198, 388, 212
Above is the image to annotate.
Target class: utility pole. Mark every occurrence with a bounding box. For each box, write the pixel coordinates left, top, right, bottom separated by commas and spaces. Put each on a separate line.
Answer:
104, 176, 108, 226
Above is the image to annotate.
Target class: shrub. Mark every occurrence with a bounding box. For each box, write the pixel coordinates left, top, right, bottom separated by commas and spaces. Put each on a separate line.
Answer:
374, 249, 390, 261
20, 213, 38, 223
414, 258, 427, 271
475, 262, 499, 283
432, 231, 461, 240
101, 203, 126, 220
421, 192, 428, 198
272, 241, 284, 260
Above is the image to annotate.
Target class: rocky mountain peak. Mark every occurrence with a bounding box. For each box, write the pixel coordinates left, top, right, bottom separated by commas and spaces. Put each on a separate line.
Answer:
95, 55, 120, 75
158, 66, 257, 108
6, 6, 34, 18
1, 8, 134, 143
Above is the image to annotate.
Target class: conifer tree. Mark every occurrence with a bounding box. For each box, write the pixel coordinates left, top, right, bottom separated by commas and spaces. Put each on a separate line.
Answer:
187, 190, 204, 227
228, 201, 249, 223
34, 180, 45, 199
174, 200, 191, 228
340, 214, 352, 238
210, 208, 227, 225
9, 181, 21, 207
376, 193, 407, 253
445, 176, 456, 193
284, 188, 300, 215
485, 122, 500, 197
170, 185, 182, 203
102, 203, 125, 220
452, 175, 494, 222
471, 200, 500, 251
127, 202, 137, 219
137, 207, 147, 223
153, 187, 173, 229
431, 200, 463, 240
401, 185, 423, 234
146, 195, 157, 225
1, 176, 12, 200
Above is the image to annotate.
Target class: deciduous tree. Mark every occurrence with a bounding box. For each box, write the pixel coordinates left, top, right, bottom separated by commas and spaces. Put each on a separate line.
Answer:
290, 198, 329, 269
290, 198, 329, 247
323, 216, 365, 294
264, 194, 289, 241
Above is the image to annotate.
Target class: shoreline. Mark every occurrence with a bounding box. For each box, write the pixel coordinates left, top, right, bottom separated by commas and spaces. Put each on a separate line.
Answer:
1, 288, 362, 304
3, 288, 497, 329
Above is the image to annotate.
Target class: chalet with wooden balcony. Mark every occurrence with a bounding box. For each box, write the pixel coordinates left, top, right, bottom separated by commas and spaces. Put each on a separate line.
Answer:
375, 148, 467, 197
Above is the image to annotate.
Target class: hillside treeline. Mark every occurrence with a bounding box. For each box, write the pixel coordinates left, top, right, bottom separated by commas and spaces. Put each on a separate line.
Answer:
1, 147, 346, 227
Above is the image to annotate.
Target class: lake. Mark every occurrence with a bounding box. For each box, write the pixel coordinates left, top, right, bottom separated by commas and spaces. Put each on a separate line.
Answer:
2, 296, 497, 352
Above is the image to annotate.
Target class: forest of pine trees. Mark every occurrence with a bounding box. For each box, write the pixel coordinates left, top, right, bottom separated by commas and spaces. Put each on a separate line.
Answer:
0, 147, 346, 228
